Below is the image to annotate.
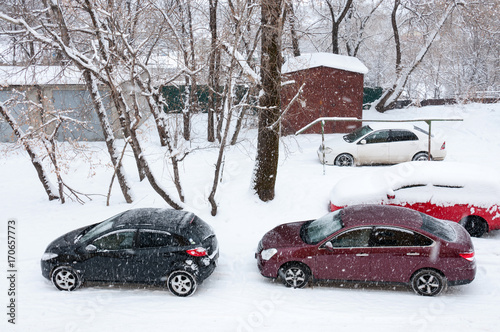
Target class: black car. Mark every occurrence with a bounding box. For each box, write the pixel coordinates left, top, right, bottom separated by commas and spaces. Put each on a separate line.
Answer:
41, 208, 218, 296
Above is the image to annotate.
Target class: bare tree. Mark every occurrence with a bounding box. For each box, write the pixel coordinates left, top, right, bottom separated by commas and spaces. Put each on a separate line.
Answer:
253, 0, 284, 202
374, 0, 463, 112
1, 92, 91, 204
0, 101, 59, 201
344, 0, 384, 57
325, 0, 353, 54
0, 1, 185, 208
207, 0, 258, 215
207, 0, 221, 142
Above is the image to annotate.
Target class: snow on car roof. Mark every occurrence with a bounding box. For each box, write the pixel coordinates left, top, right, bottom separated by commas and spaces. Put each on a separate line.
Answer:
330, 162, 500, 208
282, 52, 369, 75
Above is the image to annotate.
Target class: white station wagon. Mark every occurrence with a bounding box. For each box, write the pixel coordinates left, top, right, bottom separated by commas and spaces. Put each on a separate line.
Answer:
318, 124, 447, 166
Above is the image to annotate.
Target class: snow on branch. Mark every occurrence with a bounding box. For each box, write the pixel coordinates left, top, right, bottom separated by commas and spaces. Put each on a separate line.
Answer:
222, 43, 261, 84
267, 83, 305, 131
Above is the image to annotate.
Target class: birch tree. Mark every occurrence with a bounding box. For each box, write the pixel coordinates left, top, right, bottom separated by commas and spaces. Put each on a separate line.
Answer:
0, 1, 184, 208
0, 101, 59, 201
374, 0, 464, 112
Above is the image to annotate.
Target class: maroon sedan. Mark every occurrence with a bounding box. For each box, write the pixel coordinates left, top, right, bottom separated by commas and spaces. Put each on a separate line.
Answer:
256, 205, 476, 296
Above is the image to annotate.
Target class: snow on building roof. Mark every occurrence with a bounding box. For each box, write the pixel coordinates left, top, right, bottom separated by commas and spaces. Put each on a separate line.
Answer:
0, 65, 85, 86
282, 52, 369, 75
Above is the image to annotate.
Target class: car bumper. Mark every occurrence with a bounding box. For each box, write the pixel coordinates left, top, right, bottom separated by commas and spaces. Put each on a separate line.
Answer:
256, 252, 279, 278
197, 250, 219, 282
41, 259, 53, 280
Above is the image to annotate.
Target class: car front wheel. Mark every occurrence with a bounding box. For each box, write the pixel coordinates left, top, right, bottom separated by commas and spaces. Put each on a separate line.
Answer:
280, 263, 310, 288
334, 153, 354, 167
51, 266, 81, 291
411, 269, 446, 296
167, 271, 197, 297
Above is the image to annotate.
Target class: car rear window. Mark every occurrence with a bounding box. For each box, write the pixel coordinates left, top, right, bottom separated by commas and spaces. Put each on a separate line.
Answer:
181, 216, 215, 244
413, 125, 434, 137
419, 213, 456, 242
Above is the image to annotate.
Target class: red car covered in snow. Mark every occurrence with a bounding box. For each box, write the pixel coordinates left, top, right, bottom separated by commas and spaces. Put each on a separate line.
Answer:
329, 162, 500, 237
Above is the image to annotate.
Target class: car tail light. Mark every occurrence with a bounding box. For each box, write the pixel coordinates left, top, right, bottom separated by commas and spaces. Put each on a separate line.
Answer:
441, 142, 446, 150
459, 252, 475, 262
186, 247, 207, 257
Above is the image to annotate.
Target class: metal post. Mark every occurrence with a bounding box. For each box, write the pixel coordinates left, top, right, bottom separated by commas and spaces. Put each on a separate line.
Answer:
426, 120, 432, 161
321, 120, 325, 175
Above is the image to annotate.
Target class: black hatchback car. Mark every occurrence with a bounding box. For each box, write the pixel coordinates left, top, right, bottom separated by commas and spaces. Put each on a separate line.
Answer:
41, 208, 218, 296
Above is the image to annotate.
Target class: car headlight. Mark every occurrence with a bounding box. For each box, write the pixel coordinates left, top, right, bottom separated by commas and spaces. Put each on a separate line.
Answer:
319, 146, 332, 153
41, 252, 58, 261
261, 248, 278, 261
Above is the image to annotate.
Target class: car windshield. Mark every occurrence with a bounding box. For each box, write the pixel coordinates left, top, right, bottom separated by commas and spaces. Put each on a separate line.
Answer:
76, 212, 125, 243
301, 210, 344, 244
419, 213, 456, 242
343, 125, 373, 143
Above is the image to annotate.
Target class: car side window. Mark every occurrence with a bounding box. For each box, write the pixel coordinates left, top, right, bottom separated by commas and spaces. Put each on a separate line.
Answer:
329, 227, 372, 248
390, 130, 418, 142
138, 230, 183, 248
93, 230, 136, 250
363, 130, 390, 144
371, 227, 433, 247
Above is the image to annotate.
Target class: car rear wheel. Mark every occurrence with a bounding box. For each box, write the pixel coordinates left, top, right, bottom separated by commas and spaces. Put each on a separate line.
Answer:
51, 266, 81, 291
334, 153, 354, 167
411, 269, 446, 296
460, 216, 488, 238
281, 263, 310, 288
412, 152, 429, 161
167, 271, 197, 297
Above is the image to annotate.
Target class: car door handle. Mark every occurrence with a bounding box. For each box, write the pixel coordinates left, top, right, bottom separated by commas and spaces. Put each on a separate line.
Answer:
356, 253, 369, 257
406, 252, 420, 256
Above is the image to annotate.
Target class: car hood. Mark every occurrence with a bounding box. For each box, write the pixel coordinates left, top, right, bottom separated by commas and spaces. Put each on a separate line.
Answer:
323, 134, 350, 148
44, 226, 87, 253
260, 221, 306, 249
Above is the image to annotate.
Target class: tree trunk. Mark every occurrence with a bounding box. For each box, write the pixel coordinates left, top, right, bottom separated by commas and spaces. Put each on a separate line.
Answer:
326, 0, 353, 54
287, 1, 301, 57
0, 104, 59, 201
253, 0, 283, 202
208, 0, 220, 142
83, 70, 134, 203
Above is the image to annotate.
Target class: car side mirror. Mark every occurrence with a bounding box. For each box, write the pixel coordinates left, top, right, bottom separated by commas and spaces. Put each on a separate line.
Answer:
387, 193, 395, 199
85, 244, 97, 252
359, 139, 367, 145
325, 241, 334, 250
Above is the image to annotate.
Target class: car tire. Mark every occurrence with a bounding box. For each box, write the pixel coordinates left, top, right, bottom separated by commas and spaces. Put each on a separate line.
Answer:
280, 263, 310, 289
412, 152, 430, 161
334, 153, 354, 167
460, 216, 488, 238
411, 269, 446, 296
51, 266, 81, 291
167, 270, 197, 297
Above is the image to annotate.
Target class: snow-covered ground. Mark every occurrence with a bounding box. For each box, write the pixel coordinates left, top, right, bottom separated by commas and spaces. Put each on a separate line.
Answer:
1, 103, 499, 331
